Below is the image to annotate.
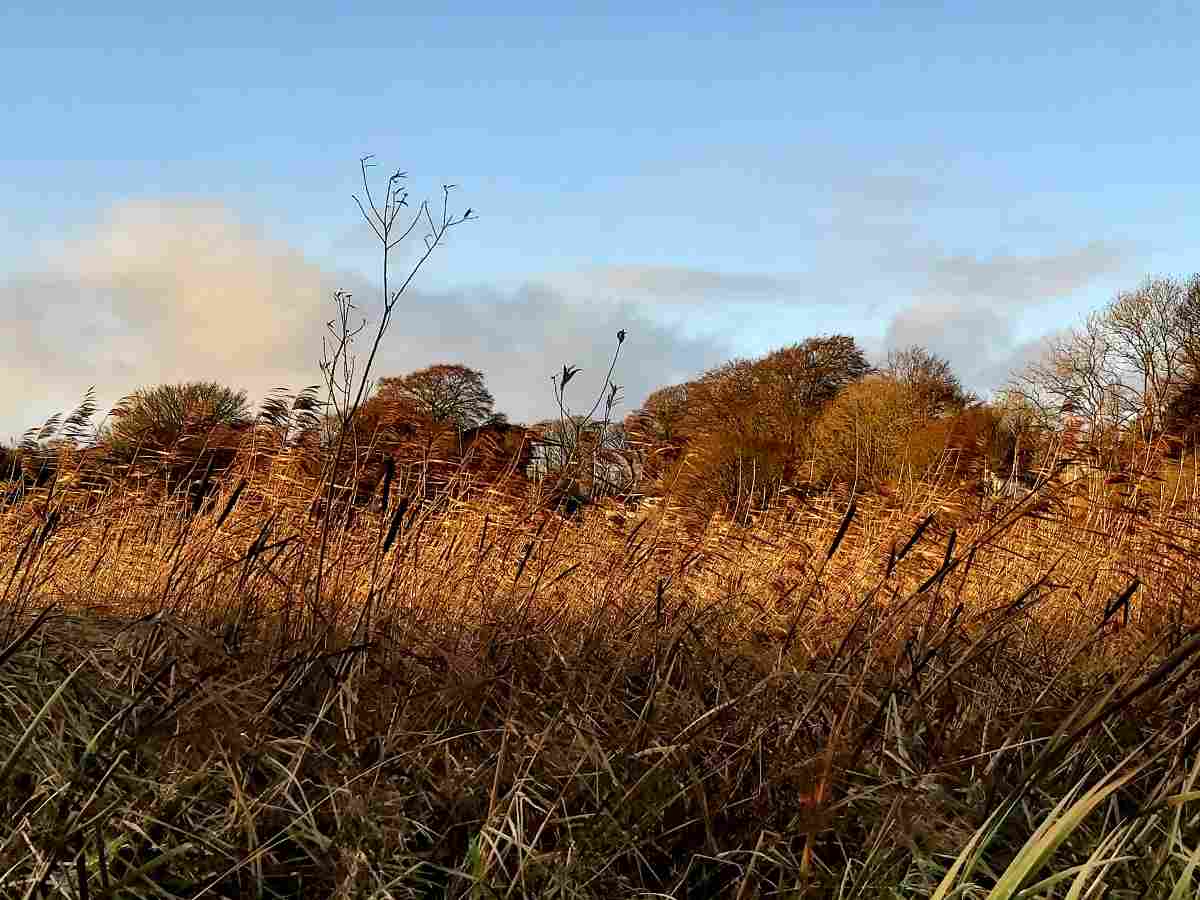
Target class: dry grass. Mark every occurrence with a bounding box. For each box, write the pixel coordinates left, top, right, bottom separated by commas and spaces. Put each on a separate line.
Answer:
4, 443, 1200, 898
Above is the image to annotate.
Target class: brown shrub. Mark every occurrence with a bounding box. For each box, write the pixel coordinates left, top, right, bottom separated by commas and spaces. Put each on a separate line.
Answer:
679, 431, 790, 524
803, 376, 923, 489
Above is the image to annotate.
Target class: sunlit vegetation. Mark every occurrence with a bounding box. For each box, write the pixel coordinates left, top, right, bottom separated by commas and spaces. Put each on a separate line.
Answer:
5, 168, 1200, 896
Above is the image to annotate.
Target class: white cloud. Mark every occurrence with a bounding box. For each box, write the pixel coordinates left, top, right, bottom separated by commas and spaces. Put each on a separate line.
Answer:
0, 199, 730, 440
925, 241, 1127, 306
882, 241, 1130, 395
549, 264, 807, 304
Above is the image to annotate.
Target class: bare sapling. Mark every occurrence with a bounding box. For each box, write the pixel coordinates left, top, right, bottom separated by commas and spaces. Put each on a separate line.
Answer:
312, 156, 474, 627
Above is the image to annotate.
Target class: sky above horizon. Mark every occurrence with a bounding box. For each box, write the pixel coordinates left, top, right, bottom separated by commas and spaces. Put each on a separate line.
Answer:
3, 2, 1198, 441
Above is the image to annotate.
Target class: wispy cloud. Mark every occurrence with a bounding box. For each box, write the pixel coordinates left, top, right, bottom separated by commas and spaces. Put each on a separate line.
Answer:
924, 241, 1128, 306
550, 264, 806, 304
881, 241, 1130, 392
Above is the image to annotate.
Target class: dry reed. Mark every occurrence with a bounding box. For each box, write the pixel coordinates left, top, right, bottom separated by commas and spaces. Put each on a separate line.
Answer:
2, 430, 1200, 897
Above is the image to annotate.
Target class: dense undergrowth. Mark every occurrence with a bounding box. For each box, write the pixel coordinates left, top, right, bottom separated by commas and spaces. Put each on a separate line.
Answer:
4, 444, 1200, 899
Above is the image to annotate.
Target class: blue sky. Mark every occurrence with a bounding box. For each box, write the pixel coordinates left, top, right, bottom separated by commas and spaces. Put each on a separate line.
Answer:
2, 2, 1198, 438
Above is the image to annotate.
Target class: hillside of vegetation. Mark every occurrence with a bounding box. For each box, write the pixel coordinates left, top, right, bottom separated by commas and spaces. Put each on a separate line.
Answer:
5, 184, 1200, 896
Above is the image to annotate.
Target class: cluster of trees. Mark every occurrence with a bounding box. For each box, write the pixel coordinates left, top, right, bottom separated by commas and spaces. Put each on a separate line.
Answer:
624, 336, 991, 518
617, 274, 1200, 519
0, 338, 1027, 519
1, 366, 513, 507
8, 272, 1200, 520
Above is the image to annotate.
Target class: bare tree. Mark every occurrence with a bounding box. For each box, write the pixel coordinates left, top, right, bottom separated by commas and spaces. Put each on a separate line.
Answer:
1171, 274, 1200, 375
1012, 311, 1137, 438
990, 388, 1043, 477
1106, 277, 1192, 437
885, 345, 971, 417
1012, 275, 1200, 447
529, 416, 638, 499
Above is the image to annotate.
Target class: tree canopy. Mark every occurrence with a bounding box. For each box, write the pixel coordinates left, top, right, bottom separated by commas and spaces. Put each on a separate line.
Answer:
109, 381, 251, 451
374, 364, 495, 431
885, 345, 972, 416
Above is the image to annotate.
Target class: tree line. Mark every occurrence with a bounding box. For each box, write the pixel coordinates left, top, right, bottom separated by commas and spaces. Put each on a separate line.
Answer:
6, 273, 1200, 521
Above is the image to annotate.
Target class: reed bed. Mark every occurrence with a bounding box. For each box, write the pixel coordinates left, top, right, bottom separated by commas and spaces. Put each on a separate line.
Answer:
3, 452, 1200, 898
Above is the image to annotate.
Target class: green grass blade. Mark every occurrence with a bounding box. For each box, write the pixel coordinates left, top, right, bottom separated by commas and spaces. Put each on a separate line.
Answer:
0, 660, 86, 788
